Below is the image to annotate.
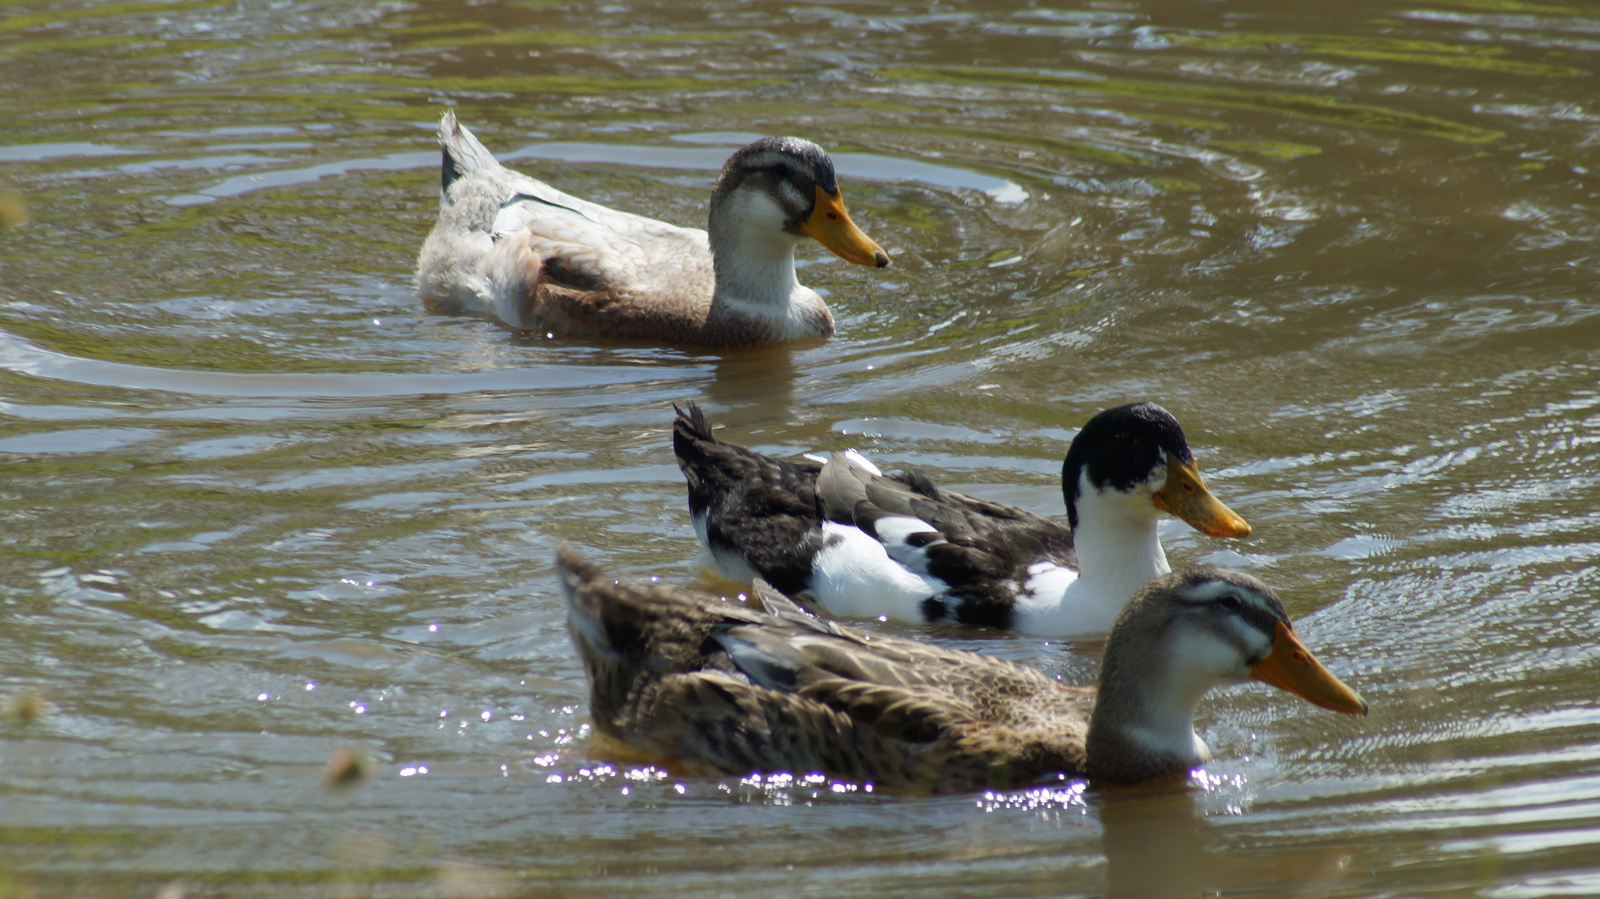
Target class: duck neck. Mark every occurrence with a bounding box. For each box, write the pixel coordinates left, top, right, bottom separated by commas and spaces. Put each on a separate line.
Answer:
710, 231, 802, 305
1086, 642, 1211, 783
1069, 489, 1171, 613
707, 196, 808, 306
712, 232, 833, 341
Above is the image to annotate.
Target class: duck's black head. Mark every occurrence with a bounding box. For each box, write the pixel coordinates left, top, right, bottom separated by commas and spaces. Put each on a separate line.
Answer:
1060, 402, 1192, 530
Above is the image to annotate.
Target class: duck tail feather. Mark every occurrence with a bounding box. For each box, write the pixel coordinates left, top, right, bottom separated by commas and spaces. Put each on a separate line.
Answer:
437, 109, 503, 196
555, 542, 619, 660
673, 403, 715, 443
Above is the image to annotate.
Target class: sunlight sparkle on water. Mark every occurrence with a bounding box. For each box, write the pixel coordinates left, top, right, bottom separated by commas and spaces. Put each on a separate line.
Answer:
976, 781, 1089, 814
1190, 768, 1247, 792
537, 764, 631, 787
731, 772, 875, 804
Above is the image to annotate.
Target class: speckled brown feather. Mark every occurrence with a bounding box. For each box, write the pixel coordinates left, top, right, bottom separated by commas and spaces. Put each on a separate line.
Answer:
561, 548, 1366, 791
558, 544, 1093, 793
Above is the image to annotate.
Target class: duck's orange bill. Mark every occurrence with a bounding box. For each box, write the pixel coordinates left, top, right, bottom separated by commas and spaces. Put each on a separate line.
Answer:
799, 185, 890, 268
1151, 456, 1252, 538
1250, 620, 1368, 715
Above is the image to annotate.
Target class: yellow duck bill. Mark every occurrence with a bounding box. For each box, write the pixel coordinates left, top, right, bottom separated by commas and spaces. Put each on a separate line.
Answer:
799, 185, 890, 268
1152, 455, 1252, 538
1251, 620, 1368, 715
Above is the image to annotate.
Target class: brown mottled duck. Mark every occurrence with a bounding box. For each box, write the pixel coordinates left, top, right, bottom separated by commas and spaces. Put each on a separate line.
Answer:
557, 544, 1366, 793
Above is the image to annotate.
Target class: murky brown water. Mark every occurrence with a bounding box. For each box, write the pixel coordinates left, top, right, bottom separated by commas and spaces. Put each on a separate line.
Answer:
3, 0, 1599, 895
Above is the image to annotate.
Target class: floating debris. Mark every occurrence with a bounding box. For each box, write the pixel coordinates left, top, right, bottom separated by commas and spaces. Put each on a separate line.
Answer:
4, 692, 49, 724
0, 191, 26, 230
325, 744, 373, 788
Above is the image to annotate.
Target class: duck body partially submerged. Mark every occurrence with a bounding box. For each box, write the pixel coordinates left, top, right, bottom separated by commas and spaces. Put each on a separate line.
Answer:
673, 402, 1252, 636
415, 111, 888, 346
557, 545, 1367, 792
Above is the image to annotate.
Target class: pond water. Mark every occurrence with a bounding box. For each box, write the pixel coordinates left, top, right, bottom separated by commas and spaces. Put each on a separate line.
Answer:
3, 0, 1599, 895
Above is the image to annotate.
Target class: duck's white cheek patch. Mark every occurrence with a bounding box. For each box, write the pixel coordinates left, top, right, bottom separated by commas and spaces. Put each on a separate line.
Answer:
722, 189, 792, 235
1140, 448, 1169, 495
810, 522, 946, 621
777, 179, 808, 211
1167, 627, 1255, 683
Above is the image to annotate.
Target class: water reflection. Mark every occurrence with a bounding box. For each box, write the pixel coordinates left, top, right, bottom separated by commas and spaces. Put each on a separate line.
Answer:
1096, 785, 1222, 899
702, 342, 811, 419
1096, 781, 1364, 898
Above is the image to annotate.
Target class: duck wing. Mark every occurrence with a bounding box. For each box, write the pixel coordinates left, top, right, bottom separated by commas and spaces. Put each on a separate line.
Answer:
487, 178, 712, 299
559, 544, 1091, 791
818, 453, 1078, 627
423, 111, 715, 332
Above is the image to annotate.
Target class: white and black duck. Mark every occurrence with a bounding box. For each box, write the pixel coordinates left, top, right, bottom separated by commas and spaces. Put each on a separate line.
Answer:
673, 402, 1252, 637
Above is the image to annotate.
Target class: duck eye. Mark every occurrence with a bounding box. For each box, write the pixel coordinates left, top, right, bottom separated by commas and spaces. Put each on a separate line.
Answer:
1219, 594, 1242, 611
